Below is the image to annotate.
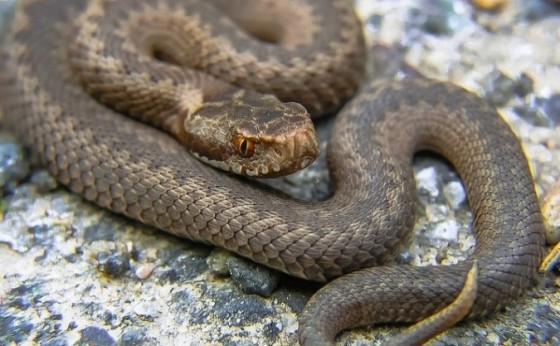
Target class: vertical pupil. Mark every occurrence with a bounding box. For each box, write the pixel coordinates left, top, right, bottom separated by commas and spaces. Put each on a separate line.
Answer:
240, 140, 248, 154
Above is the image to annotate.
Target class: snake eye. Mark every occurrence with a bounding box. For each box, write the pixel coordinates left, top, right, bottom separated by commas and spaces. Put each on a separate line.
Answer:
233, 134, 255, 158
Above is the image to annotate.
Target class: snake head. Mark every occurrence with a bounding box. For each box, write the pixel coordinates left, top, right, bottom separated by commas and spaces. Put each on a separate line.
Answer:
183, 90, 319, 178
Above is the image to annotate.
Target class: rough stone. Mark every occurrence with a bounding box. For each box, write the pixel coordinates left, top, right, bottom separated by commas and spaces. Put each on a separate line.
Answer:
227, 256, 281, 297
1, 0, 559, 345
30, 169, 59, 193
480, 69, 518, 106
542, 182, 560, 245
0, 134, 29, 192
206, 248, 232, 276
97, 251, 131, 277
119, 328, 157, 346
77, 326, 116, 346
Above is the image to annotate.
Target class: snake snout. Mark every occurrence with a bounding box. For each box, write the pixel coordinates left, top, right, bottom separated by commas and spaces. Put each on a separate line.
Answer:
276, 102, 319, 172
293, 129, 319, 170
250, 125, 318, 178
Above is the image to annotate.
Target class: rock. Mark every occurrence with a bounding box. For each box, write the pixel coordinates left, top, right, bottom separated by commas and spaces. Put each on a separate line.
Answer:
209, 288, 274, 327
206, 248, 231, 276
443, 181, 466, 209
42, 337, 68, 346
1, 0, 560, 345
227, 256, 281, 297
83, 217, 120, 243
409, 0, 472, 35
0, 313, 34, 344
480, 69, 518, 106
169, 288, 210, 325
76, 326, 116, 346
536, 94, 560, 127
0, 135, 29, 192
30, 169, 58, 193
416, 166, 440, 200
272, 286, 313, 314
427, 220, 460, 242
513, 72, 534, 97
518, 94, 560, 128
542, 182, 560, 245
97, 251, 131, 277
134, 264, 154, 280
132, 302, 160, 321
155, 250, 209, 283
119, 328, 157, 346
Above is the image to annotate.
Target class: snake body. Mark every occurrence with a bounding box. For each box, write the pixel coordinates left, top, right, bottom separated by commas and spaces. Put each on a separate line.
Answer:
0, 0, 546, 344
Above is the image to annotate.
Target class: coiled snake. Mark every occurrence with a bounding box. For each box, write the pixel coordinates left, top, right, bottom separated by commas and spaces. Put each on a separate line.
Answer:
0, 0, 546, 344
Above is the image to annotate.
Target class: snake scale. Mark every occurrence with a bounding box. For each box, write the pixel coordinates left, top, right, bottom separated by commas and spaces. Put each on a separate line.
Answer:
0, 0, 546, 344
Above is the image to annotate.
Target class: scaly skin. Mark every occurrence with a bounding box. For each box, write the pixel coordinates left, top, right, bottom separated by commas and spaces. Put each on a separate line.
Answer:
0, 0, 545, 344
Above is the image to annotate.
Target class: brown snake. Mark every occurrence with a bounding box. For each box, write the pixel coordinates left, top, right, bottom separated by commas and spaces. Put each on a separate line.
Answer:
0, 0, 547, 344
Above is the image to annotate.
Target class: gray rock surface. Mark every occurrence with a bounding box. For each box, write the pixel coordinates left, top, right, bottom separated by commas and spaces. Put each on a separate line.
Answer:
1, 0, 559, 345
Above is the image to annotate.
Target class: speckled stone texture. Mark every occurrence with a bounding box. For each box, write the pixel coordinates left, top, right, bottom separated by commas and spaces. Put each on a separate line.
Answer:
1, 0, 559, 345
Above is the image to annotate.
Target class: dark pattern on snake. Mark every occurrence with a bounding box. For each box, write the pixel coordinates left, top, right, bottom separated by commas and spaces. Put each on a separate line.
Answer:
0, 0, 546, 345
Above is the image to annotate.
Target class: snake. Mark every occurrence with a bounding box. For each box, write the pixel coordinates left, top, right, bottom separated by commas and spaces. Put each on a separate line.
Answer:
0, 0, 547, 345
